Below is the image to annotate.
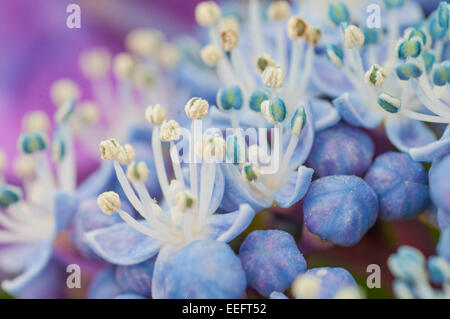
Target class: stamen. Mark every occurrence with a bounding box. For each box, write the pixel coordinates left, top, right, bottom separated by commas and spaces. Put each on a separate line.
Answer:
99, 138, 121, 161
225, 135, 246, 165
170, 142, 185, 187
50, 79, 80, 107
145, 104, 167, 125
113, 53, 135, 81
262, 66, 285, 89
175, 191, 196, 212
261, 97, 287, 124
18, 131, 48, 155
249, 89, 270, 113
219, 16, 239, 33
377, 92, 401, 113
217, 85, 244, 111
117, 144, 136, 166
0, 185, 22, 208
22, 111, 50, 133
79, 48, 111, 80
267, 1, 290, 69
344, 25, 365, 49
125, 28, 164, 58
195, 1, 221, 27
97, 191, 121, 216
253, 53, 277, 74
365, 64, 387, 88
326, 44, 344, 68
200, 44, 223, 67
126, 161, 149, 183
328, 2, 350, 27
220, 29, 239, 52
242, 163, 261, 182
185, 97, 209, 120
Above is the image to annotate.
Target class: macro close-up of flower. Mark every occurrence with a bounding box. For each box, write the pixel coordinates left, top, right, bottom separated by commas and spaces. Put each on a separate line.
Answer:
0, 0, 449, 305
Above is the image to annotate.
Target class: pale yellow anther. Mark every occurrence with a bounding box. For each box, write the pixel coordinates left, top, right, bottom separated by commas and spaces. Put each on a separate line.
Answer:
288, 17, 308, 40
78, 101, 100, 125
219, 16, 239, 33
344, 25, 365, 49
267, 1, 291, 20
126, 161, 149, 183
262, 66, 285, 88
220, 29, 239, 52
145, 104, 167, 125
13, 155, 36, 179
305, 26, 322, 46
364, 64, 387, 88
200, 44, 223, 67
118, 144, 136, 165
113, 53, 135, 80
195, 135, 226, 161
253, 53, 277, 73
185, 97, 209, 120
160, 120, 182, 142
50, 79, 81, 107
99, 138, 121, 161
79, 48, 111, 79
291, 274, 321, 299
22, 111, 50, 133
126, 29, 164, 58
175, 190, 196, 212
158, 43, 181, 69
195, 1, 222, 27
97, 191, 121, 215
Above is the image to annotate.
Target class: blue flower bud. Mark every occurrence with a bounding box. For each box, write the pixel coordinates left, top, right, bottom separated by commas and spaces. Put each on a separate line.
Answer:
382, 0, 405, 9
226, 135, 246, 165
116, 258, 155, 297
388, 246, 426, 282
0, 185, 22, 208
377, 92, 401, 113
249, 89, 269, 113
293, 267, 358, 299
239, 230, 307, 297
307, 123, 374, 177
303, 175, 378, 247
290, 107, 307, 137
395, 61, 423, 80
438, 2, 449, 29
437, 226, 450, 263
397, 38, 422, 60
362, 26, 382, 45
18, 131, 48, 154
429, 15, 448, 40
261, 97, 287, 124
328, 3, 350, 27
365, 152, 429, 220
163, 240, 246, 298
422, 50, 436, 73
217, 85, 244, 111
326, 44, 344, 68
432, 62, 449, 86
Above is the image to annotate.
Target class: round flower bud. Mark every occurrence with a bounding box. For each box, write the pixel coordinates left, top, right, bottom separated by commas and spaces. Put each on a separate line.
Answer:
113, 53, 135, 80
365, 64, 387, 88
196, 135, 226, 161
145, 104, 167, 125
78, 101, 100, 125
365, 152, 429, 220
290, 107, 307, 137
241, 163, 261, 182
14, 155, 36, 179
160, 120, 182, 142
261, 97, 287, 124
307, 124, 374, 177
126, 161, 149, 183
118, 144, 136, 165
303, 175, 379, 247
79, 48, 111, 79
126, 29, 164, 58
97, 191, 121, 215
262, 66, 285, 88
267, 1, 291, 20
253, 53, 277, 74
163, 240, 246, 298
22, 111, 50, 133
344, 25, 365, 49
200, 44, 223, 67
305, 27, 322, 45
50, 79, 80, 107
18, 131, 48, 154
195, 1, 221, 27
0, 185, 22, 208
184, 97, 209, 120
175, 190, 196, 212
220, 29, 239, 52
99, 138, 121, 161
239, 230, 307, 297
219, 16, 239, 32
217, 85, 244, 111
377, 92, 401, 114
288, 17, 308, 40
293, 267, 358, 299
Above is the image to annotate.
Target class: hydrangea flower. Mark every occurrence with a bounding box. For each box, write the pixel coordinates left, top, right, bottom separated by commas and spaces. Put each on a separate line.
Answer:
83, 101, 255, 299
0, 107, 80, 297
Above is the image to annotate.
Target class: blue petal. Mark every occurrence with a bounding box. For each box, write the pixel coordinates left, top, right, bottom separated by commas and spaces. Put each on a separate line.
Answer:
333, 93, 383, 129
115, 293, 146, 299
219, 164, 272, 212
312, 57, 355, 98
437, 208, 450, 231
274, 166, 313, 208
83, 222, 162, 266
385, 116, 436, 154
1, 237, 53, 296
409, 124, 450, 162
53, 191, 80, 233
88, 267, 124, 299
0, 244, 39, 275
310, 98, 341, 131
270, 291, 289, 299
151, 245, 174, 299
209, 204, 255, 243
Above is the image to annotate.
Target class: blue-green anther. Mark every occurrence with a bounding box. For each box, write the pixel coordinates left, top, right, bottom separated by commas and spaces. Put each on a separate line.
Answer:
18, 131, 48, 154
395, 61, 423, 81
422, 51, 436, 73
52, 131, 66, 162
377, 92, 401, 113
432, 62, 449, 86
290, 107, 306, 137
363, 26, 381, 45
55, 98, 76, 123
249, 89, 269, 113
438, 2, 449, 29
326, 44, 344, 68
0, 185, 22, 208
382, 0, 405, 9
328, 3, 350, 27
217, 85, 244, 111
262, 97, 287, 124
429, 16, 448, 40
226, 135, 246, 165
397, 38, 422, 60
